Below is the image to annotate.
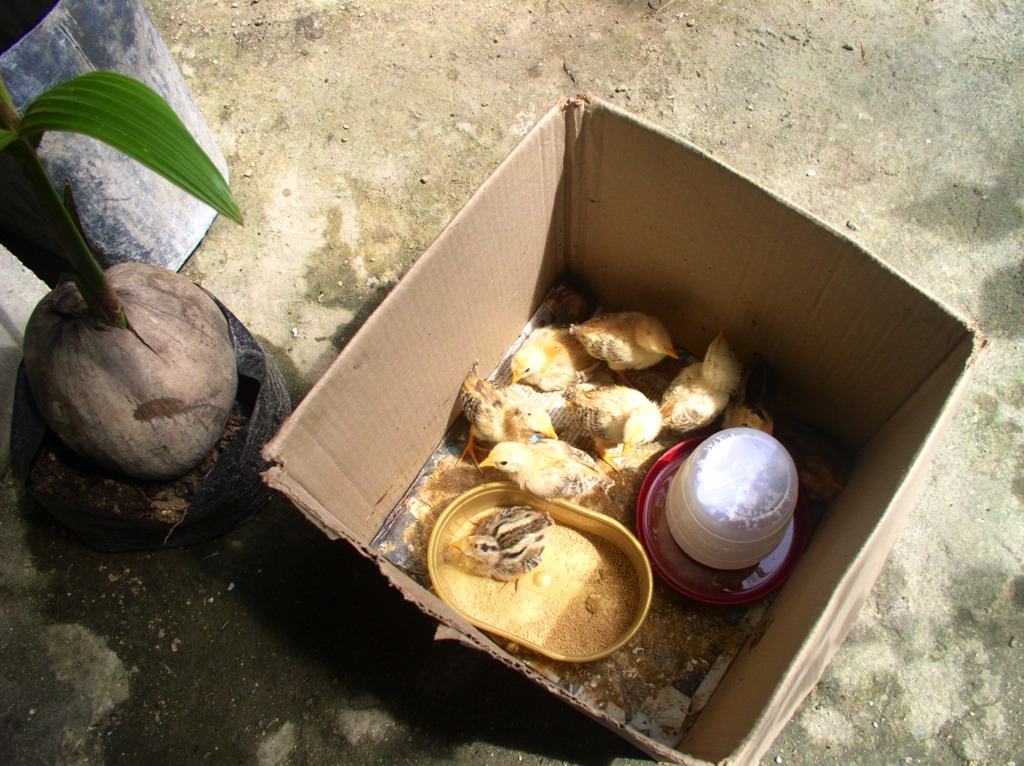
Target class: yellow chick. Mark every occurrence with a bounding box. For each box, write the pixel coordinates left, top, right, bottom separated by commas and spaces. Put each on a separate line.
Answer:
721, 354, 776, 434
570, 311, 679, 379
459, 363, 558, 469
660, 330, 742, 434
479, 440, 613, 500
564, 384, 663, 467
511, 326, 601, 391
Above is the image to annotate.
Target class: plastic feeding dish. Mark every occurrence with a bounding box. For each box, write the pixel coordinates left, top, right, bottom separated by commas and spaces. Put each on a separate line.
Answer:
427, 482, 653, 663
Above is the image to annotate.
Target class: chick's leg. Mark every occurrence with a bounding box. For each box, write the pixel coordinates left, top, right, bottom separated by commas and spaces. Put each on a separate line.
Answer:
504, 578, 522, 593
615, 368, 662, 389
593, 437, 622, 472
613, 368, 638, 387
458, 433, 488, 472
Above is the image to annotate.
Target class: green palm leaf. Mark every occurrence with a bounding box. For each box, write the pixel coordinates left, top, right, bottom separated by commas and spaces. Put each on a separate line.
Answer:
18, 71, 242, 224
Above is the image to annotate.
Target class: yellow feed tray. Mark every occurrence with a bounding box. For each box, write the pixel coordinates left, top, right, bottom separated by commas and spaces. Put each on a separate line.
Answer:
427, 482, 653, 663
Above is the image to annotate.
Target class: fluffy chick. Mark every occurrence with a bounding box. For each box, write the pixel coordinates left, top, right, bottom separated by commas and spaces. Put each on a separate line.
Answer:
564, 384, 662, 467
774, 420, 850, 509
541, 282, 593, 325
479, 440, 613, 500
511, 326, 600, 391
721, 354, 776, 434
570, 311, 679, 379
660, 330, 742, 434
451, 505, 553, 585
459, 363, 557, 469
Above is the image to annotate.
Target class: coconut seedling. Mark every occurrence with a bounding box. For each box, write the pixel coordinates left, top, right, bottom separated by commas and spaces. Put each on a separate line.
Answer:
0, 70, 244, 481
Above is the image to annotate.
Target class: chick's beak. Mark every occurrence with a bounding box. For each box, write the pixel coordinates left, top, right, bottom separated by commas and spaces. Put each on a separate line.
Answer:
717, 328, 727, 341
543, 424, 559, 439
478, 454, 496, 469
664, 345, 680, 359
449, 539, 465, 550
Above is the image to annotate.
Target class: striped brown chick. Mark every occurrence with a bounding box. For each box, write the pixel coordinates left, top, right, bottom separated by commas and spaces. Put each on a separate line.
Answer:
451, 505, 554, 586
564, 383, 662, 468
459, 362, 558, 470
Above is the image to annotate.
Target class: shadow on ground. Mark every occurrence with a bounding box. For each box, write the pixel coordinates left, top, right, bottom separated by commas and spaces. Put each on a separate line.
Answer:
17, 494, 644, 764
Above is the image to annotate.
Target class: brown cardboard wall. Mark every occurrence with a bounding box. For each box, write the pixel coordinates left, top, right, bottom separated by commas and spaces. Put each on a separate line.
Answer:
266, 105, 571, 538
568, 102, 971, 449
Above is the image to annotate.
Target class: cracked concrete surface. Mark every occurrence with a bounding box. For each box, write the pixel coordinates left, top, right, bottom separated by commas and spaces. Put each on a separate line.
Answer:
2, 0, 1023, 764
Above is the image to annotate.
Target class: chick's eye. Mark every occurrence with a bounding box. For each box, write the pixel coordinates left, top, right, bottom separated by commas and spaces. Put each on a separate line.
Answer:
499, 460, 509, 467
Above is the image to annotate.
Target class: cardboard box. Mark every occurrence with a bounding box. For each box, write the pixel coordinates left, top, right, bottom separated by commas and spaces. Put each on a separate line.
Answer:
262, 97, 982, 765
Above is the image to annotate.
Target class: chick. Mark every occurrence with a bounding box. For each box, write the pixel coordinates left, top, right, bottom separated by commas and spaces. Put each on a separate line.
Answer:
570, 311, 679, 380
773, 420, 850, 510
511, 326, 600, 391
660, 330, 742, 434
451, 505, 553, 586
459, 363, 558, 469
541, 282, 593, 325
721, 354, 776, 434
564, 384, 663, 467
479, 440, 613, 500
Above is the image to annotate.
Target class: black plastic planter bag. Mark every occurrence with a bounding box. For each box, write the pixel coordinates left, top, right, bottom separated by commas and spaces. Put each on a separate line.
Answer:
9, 295, 292, 551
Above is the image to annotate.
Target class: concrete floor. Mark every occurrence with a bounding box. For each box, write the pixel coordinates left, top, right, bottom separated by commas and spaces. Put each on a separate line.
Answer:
2, 0, 1023, 764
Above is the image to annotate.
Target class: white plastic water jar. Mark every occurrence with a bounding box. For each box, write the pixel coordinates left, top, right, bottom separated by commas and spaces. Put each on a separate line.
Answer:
665, 428, 799, 569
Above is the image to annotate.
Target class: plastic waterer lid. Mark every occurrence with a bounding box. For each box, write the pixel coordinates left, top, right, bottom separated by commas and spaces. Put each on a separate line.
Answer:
679, 428, 798, 542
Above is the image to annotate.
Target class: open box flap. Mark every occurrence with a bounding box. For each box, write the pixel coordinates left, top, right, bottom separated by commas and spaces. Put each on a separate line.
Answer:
263, 102, 573, 541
